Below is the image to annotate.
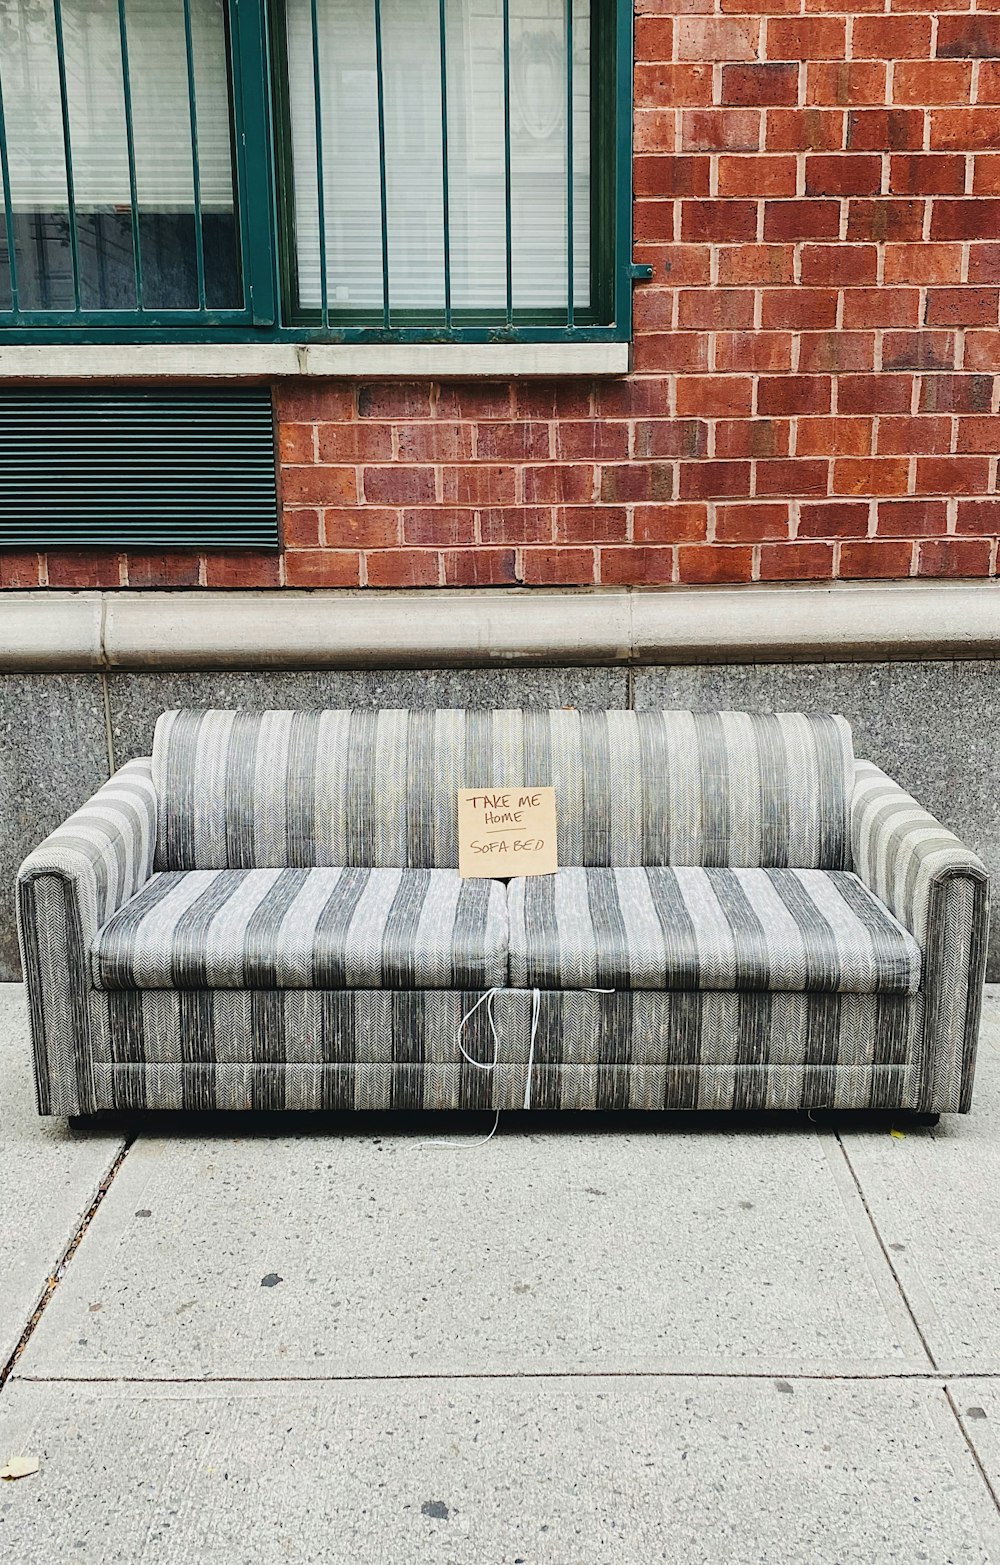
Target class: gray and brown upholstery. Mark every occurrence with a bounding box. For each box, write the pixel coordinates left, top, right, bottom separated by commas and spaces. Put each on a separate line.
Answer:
17, 708, 988, 1118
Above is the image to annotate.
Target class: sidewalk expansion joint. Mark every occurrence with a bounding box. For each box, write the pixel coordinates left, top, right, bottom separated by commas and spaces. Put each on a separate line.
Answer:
0, 1135, 135, 1394
944, 1383, 1000, 1521
10, 1370, 991, 1386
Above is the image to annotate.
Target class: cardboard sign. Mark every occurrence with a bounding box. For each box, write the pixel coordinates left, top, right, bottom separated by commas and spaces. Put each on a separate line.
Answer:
457, 788, 558, 878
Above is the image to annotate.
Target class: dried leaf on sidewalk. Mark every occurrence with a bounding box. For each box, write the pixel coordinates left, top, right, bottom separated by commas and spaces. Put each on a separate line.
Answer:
0, 1456, 40, 1480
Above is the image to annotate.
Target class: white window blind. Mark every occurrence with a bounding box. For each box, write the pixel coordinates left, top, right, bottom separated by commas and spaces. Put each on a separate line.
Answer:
0, 0, 235, 212
284, 0, 591, 316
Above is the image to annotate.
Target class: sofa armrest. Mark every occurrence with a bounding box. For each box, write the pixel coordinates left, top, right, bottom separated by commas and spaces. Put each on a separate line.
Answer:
17, 759, 157, 1115
852, 760, 990, 1111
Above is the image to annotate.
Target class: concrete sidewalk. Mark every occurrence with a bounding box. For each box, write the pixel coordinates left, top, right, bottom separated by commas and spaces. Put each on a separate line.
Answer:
2, 982, 1000, 1563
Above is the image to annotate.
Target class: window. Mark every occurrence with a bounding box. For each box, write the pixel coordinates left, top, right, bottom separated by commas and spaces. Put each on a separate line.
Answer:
0, 0, 632, 341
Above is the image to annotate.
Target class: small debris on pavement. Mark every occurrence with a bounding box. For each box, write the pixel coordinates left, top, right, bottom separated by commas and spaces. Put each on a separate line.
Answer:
1, 1456, 40, 1480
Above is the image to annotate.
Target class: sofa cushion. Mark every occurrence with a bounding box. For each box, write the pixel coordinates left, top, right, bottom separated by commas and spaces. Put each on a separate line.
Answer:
92, 867, 508, 991
508, 867, 921, 994
151, 707, 855, 872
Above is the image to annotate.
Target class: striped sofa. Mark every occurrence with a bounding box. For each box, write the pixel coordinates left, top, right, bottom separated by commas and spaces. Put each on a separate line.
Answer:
17, 708, 989, 1119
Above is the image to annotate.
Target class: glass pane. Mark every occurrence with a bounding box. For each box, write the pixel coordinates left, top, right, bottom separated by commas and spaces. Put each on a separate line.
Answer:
0, 0, 241, 314
284, 0, 591, 320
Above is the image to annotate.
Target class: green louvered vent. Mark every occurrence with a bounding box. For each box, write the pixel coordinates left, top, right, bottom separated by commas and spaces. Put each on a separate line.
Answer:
0, 389, 278, 549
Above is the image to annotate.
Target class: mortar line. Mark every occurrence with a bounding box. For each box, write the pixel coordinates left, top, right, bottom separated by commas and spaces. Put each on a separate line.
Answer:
944, 1382, 1000, 1520
833, 1128, 939, 1371
0, 1136, 135, 1394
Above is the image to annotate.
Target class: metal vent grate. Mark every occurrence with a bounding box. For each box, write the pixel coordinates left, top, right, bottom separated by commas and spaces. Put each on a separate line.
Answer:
0, 388, 278, 549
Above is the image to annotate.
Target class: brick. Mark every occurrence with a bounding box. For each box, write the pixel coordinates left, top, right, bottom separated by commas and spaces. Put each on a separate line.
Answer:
283, 550, 361, 588
555, 422, 630, 461
759, 541, 835, 579
439, 382, 514, 420
475, 422, 550, 461
634, 155, 711, 198
634, 111, 676, 154
915, 455, 992, 493
203, 554, 281, 589
760, 288, 839, 329
756, 458, 830, 496
767, 17, 845, 59
519, 547, 596, 585
956, 415, 1000, 451
931, 200, 1000, 240
283, 465, 358, 506
479, 508, 553, 545
318, 422, 393, 462
848, 110, 923, 151
853, 16, 933, 59
876, 500, 949, 536
974, 157, 1000, 195
123, 552, 201, 588
0, 551, 41, 588
798, 332, 876, 372
714, 330, 794, 371
680, 200, 758, 242
442, 465, 517, 506
766, 109, 844, 152
647, 245, 713, 286
442, 548, 518, 587
522, 464, 596, 504
633, 419, 708, 458
965, 331, 1000, 370
275, 382, 354, 422
716, 418, 790, 459
632, 333, 711, 373
889, 155, 966, 196
365, 550, 440, 588
882, 331, 957, 371
555, 506, 629, 543
931, 109, 1000, 151
808, 62, 887, 107
926, 288, 1000, 327
362, 466, 434, 505
395, 423, 472, 462
806, 154, 883, 195
918, 538, 992, 576
796, 416, 873, 456
919, 374, 994, 413
798, 500, 871, 537
839, 540, 915, 577
676, 17, 760, 61
957, 499, 1000, 533
717, 155, 797, 197
883, 243, 963, 284
757, 375, 832, 415
633, 504, 708, 544
599, 546, 676, 585
847, 199, 926, 242
676, 376, 753, 417
278, 423, 315, 464
716, 502, 790, 540
936, 17, 1000, 60
631, 290, 678, 333
677, 288, 756, 329
838, 370, 913, 410
842, 288, 921, 328
322, 508, 400, 548
358, 382, 432, 419
982, 63, 1000, 104
722, 64, 799, 107
799, 244, 878, 286
634, 16, 673, 57
681, 109, 762, 152
678, 461, 752, 499
633, 201, 676, 245
893, 60, 973, 104
402, 509, 475, 546
716, 245, 795, 285
636, 65, 714, 112
762, 200, 841, 240
599, 464, 675, 503
677, 544, 754, 582
876, 416, 952, 454
281, 508, 322, 549
832, 458, 910, 495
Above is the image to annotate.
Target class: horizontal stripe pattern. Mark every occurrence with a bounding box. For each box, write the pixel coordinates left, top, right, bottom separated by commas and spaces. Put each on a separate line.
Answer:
152, 708, 855, 872
92, 868, 508, 991
509, 867, 922, 994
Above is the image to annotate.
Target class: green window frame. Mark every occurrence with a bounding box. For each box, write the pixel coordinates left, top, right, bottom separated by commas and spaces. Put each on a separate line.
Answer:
0, 0, 638, 345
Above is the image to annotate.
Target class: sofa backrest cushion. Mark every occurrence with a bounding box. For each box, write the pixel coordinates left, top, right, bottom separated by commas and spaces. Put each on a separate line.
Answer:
151, 708, 855, 872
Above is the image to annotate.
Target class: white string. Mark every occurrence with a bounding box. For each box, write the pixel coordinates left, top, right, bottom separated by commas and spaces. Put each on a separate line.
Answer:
420, 986, 542, 1148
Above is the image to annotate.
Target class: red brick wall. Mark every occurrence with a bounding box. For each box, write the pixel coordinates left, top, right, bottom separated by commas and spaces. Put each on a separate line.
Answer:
5, 0, 1000, 592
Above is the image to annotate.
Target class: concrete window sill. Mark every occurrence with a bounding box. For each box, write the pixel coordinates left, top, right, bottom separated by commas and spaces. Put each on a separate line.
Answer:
0, 343, 631, 381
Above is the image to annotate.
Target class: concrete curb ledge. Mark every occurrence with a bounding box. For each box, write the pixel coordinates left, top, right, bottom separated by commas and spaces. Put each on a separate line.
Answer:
1, 581, 999, 671
0, 342, 630, 381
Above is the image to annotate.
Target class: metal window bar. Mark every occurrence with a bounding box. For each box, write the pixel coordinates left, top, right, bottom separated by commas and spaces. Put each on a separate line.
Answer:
308, 0, 329, 329
501, 0, 513, 327
181, 0, 208, 312
566, 0, 574, 328
116, 0, 145, 310
372, 0, 391, 327
0, 54, 19, 315
437, 0, 451, 328
50, 0, 82, 313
